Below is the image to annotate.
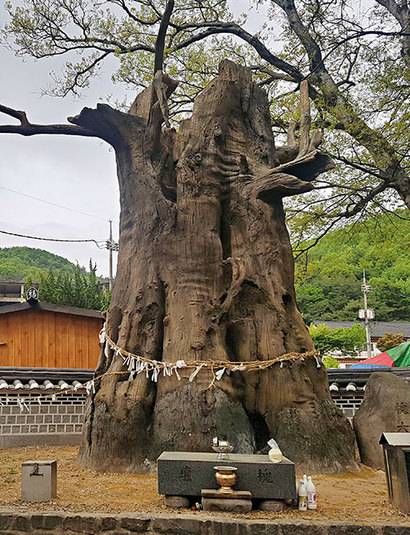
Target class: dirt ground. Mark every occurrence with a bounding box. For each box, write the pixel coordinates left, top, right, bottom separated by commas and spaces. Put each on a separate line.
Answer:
0, 445, 409, 525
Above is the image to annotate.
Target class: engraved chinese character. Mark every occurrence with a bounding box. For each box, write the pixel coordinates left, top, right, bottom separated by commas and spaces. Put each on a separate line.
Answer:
395, 402, 409, 415
397, 421, 409, 432
179, 466, 192, 481
258, 468, 273, 483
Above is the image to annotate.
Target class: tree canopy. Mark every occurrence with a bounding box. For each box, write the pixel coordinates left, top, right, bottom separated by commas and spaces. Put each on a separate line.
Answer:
1, 0, 409, 237
309, 322, 366, 355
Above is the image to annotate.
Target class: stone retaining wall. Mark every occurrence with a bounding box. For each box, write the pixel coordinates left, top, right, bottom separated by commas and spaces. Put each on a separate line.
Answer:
0, 393, 85, 448
0, 511, 408, 535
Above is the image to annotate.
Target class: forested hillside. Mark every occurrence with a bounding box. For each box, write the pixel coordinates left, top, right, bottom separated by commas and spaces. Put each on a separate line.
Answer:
294, 212, 409, 322
0, 247, 76, 280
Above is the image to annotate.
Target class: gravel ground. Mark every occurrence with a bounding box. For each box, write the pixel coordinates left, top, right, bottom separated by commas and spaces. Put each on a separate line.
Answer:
0, 445, 409, 525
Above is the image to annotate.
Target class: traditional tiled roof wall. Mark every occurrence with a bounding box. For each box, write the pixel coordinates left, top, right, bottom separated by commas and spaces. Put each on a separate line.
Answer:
0, 368, 92, 448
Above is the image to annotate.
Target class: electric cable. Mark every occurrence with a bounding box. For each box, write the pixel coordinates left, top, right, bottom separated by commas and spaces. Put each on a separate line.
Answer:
0, 229, 106, 248
0, 185, 117, 223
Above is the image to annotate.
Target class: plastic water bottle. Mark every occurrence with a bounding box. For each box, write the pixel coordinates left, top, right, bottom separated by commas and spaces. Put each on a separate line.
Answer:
307, 476, 317, 510
298, 479, 307, 511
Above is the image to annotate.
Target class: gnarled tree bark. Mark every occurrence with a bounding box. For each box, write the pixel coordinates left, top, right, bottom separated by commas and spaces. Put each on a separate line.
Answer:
74, 61, 356, 474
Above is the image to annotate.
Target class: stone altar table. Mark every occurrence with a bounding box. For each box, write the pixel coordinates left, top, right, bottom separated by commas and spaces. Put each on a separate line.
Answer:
157, 452, 296, 500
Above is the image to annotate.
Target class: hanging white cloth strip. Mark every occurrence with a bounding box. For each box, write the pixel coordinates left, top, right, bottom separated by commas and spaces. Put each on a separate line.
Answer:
99, 324, 106, 344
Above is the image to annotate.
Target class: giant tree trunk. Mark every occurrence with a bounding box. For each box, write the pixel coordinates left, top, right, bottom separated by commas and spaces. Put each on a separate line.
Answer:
76, 61, 356, 474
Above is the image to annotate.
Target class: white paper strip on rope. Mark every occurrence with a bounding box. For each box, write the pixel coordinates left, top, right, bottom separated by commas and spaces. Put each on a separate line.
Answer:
189, 364, 204, 382
99, 324, 106, 344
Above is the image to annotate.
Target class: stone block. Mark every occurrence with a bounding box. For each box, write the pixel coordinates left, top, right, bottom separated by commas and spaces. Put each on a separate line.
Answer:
31, 514, 63, 530
100, 516, 119, 531
202, 497, 252, 513
0, 515, 13, 530
120, 517, 150, 532
63, 515, 96, 534
354, 373, 410, 469
11, 515, 30, 531
165, 495, 191, 508
157, 452, 296, 500
21, 460, 57, 502
258, 499, 286, 512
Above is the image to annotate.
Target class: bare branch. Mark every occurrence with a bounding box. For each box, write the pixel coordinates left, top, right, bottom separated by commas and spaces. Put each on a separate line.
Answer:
0, 105, 96, 138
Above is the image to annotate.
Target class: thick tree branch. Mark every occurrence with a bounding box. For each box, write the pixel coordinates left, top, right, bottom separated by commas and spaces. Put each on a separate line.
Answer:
271, 0, 410, 209
0, 104, 96, 138
154, 0, 174, 73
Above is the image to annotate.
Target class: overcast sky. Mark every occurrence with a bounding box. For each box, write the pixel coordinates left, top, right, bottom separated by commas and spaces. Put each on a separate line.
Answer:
0, 1, 266, 278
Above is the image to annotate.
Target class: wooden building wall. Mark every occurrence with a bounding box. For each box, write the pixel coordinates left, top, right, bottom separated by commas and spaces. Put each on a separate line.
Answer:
0, 309, 102, 369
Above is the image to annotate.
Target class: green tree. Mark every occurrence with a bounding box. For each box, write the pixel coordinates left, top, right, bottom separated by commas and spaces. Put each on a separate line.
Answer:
309, 323, 366, 355
377, 332, 406, 353
27, 263, 110, 311
322, 355, 340, 369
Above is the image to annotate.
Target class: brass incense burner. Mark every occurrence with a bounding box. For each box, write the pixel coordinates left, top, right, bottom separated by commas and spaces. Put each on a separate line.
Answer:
214, 466, 237, 494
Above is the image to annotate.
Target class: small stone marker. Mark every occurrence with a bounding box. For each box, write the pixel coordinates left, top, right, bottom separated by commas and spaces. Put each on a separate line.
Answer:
21, 460, 57, 502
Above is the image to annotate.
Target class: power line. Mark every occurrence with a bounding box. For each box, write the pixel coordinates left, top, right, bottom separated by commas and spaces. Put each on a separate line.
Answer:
0, 185, 115, 223
0, 229, 106, 248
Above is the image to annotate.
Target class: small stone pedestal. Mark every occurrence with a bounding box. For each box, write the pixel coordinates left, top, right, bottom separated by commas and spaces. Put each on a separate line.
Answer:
21, 461, 57, 502
201, 489, 252, 513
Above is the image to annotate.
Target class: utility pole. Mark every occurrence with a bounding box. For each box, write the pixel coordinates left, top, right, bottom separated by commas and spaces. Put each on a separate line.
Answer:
106, 220, 119, 291
359, 269, 374, 359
